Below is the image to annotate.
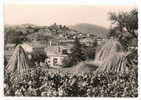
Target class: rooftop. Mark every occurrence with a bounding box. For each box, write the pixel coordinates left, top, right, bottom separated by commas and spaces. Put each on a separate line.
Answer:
45, 45, 73, 56
5, 43, 16, 48
27, 41, 47, 48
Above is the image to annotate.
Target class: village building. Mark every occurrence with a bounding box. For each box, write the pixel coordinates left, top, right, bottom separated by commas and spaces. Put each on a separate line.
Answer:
96, 37, 106, 45
48, 39, 59, 46
45, 45, 72, 68
80, 38, 95, 46
22, 39, 73, 68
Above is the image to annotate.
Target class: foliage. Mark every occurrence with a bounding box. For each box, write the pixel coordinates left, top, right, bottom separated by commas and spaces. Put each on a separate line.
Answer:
63, 37, 86, 67
63, 39, 97, 67
4, 67, 138, 97
108, 9, 138, 49
4, 56, 8, 66
5, 28, 24, 45
82, 41, 97, 60
62, 56, 72, 67
30, 50, 47, 64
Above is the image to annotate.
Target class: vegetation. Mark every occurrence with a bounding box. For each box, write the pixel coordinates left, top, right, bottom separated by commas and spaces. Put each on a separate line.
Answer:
82, 41, 98, 60
108, 9, 138, 49
63, 38, 98, 68
30, 50, 47, 64
63, 37, 85, 67
4, 24, 38, 44
4, 67, 138, 97
107, 9, 138, 74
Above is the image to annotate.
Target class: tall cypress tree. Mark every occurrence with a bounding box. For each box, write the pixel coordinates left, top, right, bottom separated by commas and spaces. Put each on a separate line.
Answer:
68, 37, 85, 66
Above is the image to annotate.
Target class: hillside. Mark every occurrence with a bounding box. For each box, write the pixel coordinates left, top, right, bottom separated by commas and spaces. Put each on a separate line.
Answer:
4, 23, 81, 44
5, 23, 109, 44
69, 23, 109, 38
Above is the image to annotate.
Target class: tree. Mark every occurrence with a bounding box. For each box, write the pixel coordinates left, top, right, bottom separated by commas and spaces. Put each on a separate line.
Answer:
63, 37, 85, 67
82, 41, 98, 60
4, 24, 39, 45
108, 9, 138, 49
4, 56, 8, 66
30, 50, 47, 65
109, 9, 138, 38
5, 26, 26, 45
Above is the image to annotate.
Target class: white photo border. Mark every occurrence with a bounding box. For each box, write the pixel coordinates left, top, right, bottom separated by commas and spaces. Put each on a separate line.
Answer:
0, 0, 140, 100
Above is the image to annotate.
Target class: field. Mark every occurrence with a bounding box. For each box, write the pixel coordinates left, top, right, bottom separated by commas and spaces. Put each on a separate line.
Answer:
4, 65, 138, 97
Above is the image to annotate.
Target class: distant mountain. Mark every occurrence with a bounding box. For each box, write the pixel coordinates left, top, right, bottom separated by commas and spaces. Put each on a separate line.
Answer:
69, 23, 109, 38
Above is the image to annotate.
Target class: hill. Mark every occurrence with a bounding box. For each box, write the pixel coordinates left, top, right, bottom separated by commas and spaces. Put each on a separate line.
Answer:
69, 23, 109, 38
4, 23, 81, 44
5, 23, 109, 44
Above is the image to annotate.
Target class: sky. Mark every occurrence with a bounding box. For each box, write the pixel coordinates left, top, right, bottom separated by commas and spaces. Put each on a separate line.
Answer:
4, 4, 135, 28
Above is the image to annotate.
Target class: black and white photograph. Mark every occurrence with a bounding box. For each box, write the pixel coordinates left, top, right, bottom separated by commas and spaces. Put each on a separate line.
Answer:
2, 0, 138, 97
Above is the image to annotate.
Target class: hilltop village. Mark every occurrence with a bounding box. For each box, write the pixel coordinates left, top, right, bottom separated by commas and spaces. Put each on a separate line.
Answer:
4, 23, 107, 68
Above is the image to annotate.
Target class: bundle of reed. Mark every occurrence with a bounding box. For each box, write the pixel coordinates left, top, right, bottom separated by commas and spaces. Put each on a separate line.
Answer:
5, 45, 30, 79
96, 39, 123, 61
97, 52, 129, 73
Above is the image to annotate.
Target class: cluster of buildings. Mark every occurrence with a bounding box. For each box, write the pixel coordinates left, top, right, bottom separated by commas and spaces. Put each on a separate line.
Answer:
5, 36, 105, 68
5, 23, 106, 68
4, 38, 74, 68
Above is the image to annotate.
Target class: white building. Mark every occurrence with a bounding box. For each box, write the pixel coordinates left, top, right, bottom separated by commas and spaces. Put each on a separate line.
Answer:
45, 45, 72, 68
